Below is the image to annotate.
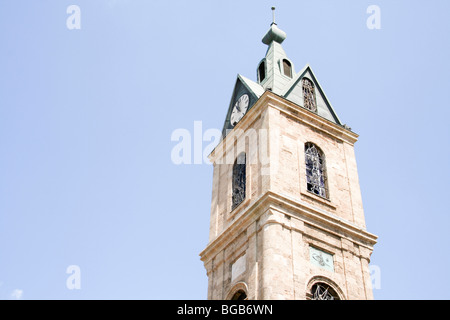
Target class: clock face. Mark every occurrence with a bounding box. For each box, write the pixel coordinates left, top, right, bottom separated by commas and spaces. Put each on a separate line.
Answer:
230, 94, 249, 127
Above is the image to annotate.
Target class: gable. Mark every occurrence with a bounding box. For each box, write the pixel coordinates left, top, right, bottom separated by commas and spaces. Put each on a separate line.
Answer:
282, 66, 342, 125
221, 75, 264, 137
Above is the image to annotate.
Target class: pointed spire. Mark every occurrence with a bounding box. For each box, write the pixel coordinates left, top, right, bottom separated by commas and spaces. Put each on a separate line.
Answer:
262, 7, 287, 45
271, 6, 276, 25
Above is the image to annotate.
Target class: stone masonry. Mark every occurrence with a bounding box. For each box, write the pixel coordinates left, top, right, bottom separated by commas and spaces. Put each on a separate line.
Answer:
200, 91, 377, 300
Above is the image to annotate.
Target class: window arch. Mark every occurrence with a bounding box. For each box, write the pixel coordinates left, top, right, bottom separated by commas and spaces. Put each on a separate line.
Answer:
232, 153, 246, 210
231, 290, 247, 300
258, 60, 266, 83
306, 277, 344, 300
226, 282, 249, 300
282, 59, 292, 78
305, 143, 328, 199
302, 78, 317, 112
311, 283, 340, 300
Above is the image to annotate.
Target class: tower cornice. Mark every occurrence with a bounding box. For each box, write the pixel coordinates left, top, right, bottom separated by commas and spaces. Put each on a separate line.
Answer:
199, 190, 377, 265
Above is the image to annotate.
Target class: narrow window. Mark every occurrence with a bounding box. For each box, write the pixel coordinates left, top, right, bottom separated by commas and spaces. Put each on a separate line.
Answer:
302, 78, 317, 112
282, 59, 292, 78
258, 60, 266, 83
305, 143, 328, 198
232, 153, 246, 210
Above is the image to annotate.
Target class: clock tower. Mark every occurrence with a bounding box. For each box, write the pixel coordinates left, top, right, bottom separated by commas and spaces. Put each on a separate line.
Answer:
200, 12, 377, 300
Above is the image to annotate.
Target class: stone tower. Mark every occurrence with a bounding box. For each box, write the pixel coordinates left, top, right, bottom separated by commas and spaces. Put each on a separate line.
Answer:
199, 14, 377, 300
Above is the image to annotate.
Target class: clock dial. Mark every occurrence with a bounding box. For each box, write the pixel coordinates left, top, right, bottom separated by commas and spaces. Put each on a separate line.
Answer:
230, 94, 250, 127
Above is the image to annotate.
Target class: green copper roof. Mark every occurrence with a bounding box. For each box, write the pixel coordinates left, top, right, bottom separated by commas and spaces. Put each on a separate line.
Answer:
262, 23, 287, 45
259, 40, 294, 95
221, 16, 344, 136
258, 21, 342, 125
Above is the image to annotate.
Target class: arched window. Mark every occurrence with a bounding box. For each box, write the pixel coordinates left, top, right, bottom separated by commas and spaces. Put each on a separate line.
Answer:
305, 143, 328, 199
311, 283, 340, 300
226, 282, 249, 300
282, 59, 292, 78
232, 153, 246, 210
302, 78, 317, 112
258, 60, 266, 83
231, 290, 247, 300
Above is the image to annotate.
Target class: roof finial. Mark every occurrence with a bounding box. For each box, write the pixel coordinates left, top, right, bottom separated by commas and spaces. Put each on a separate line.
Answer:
262, 7, 286, 45
271, 7, 276, 25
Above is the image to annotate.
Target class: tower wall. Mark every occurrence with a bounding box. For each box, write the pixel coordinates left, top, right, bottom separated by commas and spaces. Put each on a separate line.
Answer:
200, 92, 377, 300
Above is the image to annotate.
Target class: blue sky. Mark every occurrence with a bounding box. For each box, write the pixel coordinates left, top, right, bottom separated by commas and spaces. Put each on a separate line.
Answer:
0, 0, 449, 300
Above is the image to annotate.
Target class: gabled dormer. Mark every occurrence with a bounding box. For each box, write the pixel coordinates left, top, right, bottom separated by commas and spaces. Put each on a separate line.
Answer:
281, 64, 342, 125
257, 20, 342, 126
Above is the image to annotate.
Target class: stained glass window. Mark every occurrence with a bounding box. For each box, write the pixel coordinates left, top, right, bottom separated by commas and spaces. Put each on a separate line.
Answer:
302, 78, 317, 112
232, 153, 246, 210
305, 143, 328, 198
311, 283, 340, 300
